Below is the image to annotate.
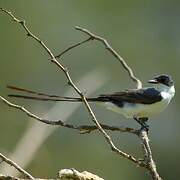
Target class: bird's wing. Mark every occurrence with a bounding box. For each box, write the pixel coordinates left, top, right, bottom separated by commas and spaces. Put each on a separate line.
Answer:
99, 88, 162, 105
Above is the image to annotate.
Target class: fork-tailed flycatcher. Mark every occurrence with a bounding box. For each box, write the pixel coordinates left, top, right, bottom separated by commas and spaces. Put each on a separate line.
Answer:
7, 74, 175, 129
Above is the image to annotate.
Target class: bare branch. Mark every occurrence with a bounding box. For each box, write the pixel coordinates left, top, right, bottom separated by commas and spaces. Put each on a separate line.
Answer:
79, 124, 138, 134
139, 129, 162, 180
55, 37, 93, 59
54, 26, 142, 89
75, 26, 142, 89
0, 153, 34, 179
0, 95, 137, 134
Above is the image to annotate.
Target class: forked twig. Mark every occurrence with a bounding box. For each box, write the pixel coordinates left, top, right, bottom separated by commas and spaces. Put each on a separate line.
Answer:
75, 26, 143, 89
55, 26, 142, 89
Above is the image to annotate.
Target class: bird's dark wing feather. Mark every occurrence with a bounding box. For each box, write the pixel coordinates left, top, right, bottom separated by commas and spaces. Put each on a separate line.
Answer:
98, 88, 162, 106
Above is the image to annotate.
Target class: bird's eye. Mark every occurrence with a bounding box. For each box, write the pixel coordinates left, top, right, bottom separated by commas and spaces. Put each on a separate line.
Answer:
161, 77, 167, 83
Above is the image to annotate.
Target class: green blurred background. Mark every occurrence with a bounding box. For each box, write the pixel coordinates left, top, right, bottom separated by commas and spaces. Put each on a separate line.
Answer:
0, 1, 180, 179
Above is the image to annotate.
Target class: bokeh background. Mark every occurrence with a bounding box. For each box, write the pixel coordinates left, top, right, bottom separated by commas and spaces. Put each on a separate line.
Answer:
0, 1, 180, 179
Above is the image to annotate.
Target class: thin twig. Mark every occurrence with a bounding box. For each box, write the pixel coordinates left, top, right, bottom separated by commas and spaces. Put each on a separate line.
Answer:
0, 95, 137, 134
139, 129, 162, 180
0, 152, 34, 179
55, 37, 93, 59
75, 26, 142, 89
54, 26, 142, 89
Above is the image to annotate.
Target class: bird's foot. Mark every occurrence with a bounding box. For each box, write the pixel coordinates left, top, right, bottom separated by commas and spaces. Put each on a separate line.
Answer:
133, 117, 149, 133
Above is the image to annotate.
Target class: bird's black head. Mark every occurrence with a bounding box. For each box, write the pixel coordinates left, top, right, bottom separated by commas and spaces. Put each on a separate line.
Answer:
148, 74, 174, 87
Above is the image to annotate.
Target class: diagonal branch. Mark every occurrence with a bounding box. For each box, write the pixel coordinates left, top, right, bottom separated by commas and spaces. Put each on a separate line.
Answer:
55, 26, 142, 89
0, 95, 137, 135
0, 152, 34, 179
139, 129, 162, 180
55, 37, 93, 59
75, 26, 142, 89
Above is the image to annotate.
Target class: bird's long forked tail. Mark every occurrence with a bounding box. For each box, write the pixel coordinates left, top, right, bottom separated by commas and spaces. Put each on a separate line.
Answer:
7, 85, 101, 102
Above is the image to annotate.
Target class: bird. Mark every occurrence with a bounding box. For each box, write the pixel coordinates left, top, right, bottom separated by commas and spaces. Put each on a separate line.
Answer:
7, 74, 175, 129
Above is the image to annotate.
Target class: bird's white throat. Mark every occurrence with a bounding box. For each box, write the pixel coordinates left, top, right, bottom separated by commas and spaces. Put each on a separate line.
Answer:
156, 84, 175, 99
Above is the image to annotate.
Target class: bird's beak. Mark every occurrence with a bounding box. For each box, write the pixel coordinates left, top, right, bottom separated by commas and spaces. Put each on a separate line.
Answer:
148, 79, 158, 84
